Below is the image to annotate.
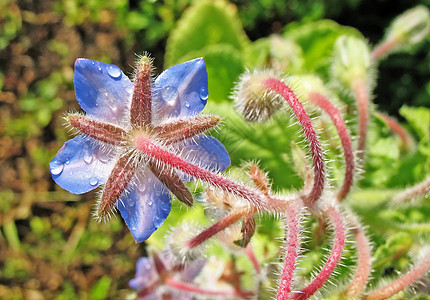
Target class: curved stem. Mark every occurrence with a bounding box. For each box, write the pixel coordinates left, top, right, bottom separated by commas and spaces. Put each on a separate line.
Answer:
264, 78, 325, 206
343, 225, 372, 299
375, 111, 414, 150
352, 78, 370, 165
371, 39, 399, 61
277, 200, 303, 299
165, 277, 252, 298
187, 210, 245, 249
292, 206, 346, 300
365, 254, 430, 300
245, 245, 261, 274
134, 137, 289, 211
309, 92, 355, 201
392, 177, 430, 205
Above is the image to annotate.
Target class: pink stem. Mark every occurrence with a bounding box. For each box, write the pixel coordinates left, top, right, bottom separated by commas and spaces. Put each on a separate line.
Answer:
165, 277, 250, 298
344, 226, 372, 298
375, 111, 414, 150
393, 177, 430, 205
187, 210, 244, 249
245, 245, 261, 274
277, 200, 303, 299
134, 137, 288, 211
309, 92, 355, 201
371, 39, 399, 61
264, 78, 325, 206
365, 254, 430, 300
352, 79, 370, 164
292, 206, 346, 300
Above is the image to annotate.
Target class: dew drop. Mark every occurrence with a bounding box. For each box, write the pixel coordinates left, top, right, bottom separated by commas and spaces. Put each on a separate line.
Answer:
121, 210, 129, 219
145, 262, 151, 269
83, 152, 93, 164
132, 226, 136, 231
200, 86, 208, 101
155, 190, 161, 196
89, 177, 99, 186
154, 216, 163, 228
137, 183, 146, 193
107, 64, 122, 79
97, 66, 102, 73
148, 201, 153, 207
50, 161, 64, 176
161, 86, 178, 106
65, 159, 70, 165
184, 101, 190, 108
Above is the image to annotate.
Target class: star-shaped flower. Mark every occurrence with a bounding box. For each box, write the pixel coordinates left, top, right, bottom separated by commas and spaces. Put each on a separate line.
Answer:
49, 56, 230, 242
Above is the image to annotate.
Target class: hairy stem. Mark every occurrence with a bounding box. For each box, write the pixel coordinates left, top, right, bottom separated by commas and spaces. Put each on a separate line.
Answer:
309, 92, 355, 201
343, 225, 372, 299
277, 200, 303, 299
352, 79, 370, 165
187, 210, 245, 249
371, 39, 399, 61
264, 78, 325, 206
245, 245, 261, 274
375, 111, 414, 150
392, 177, 430, 205
134, 137, 288, 211
293, 206, 346, 300
165, 277, 252, 298
365, 254, 430, 300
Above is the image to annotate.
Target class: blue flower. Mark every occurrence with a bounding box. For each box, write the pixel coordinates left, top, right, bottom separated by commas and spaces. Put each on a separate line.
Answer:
49, 57, 230, 242
130, 250, 205, 299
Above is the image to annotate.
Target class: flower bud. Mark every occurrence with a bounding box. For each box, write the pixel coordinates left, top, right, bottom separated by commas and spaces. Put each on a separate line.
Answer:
331, 35, 372, 90
233, 70, 284, 122
385, 6, 430, 50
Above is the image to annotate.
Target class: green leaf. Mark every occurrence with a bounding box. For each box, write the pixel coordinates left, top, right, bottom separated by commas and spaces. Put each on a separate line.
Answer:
90, 276, 111, 300
283, 19, 362, 78
177, 44, 245, 102
165, 0, 249, 67
400, 106, 430, 143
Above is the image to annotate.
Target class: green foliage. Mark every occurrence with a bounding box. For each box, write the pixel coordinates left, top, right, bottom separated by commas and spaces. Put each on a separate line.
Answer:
165, 0, 249, 67
283, 19, 362, 78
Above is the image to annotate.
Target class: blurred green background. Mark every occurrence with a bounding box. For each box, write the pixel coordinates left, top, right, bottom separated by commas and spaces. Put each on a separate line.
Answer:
0, 0, 429, 299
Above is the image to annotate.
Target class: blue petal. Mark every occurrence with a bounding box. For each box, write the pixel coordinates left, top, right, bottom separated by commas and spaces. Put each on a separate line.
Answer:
49, 136, 116, 194
118, 169, 172, 243
152, 58, 208, 122
181, 135, 231, 173
129, 257, 157, 291
74, 59, 133, 125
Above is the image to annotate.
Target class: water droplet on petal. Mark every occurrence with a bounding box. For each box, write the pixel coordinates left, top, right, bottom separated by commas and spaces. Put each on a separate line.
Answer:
83, 152, 93, 164
184, 101, 190, 108
161, 86, 178, 106
50, 161, 64, 176
132, 226, 136, 231
107, 64, 122, 79
154, 216, 163, 228
145, 262, 151, 269
121, 210, 129, 219
155, 190, 161, 196
137, 184, 146, 193
89, 177, 99, 186
200, 86, 208, 101
148, 201, 153, 207
65, 159, 70, 165
97, 66, 102, 73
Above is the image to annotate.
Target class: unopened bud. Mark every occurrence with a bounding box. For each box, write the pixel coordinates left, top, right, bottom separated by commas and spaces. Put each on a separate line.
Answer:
386, 6, 430, 50
233, 70, 284, 122
332, 35, 372, 90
